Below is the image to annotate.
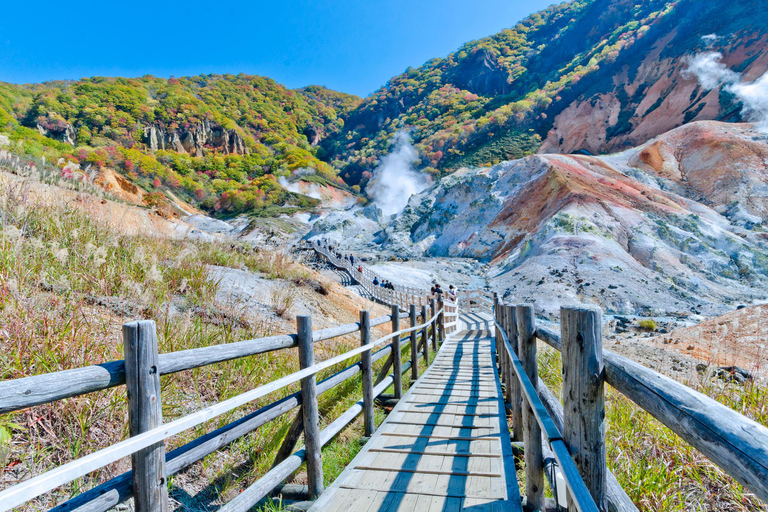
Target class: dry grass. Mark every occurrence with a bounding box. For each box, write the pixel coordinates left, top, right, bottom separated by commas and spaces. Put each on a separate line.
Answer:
0, 174, 394, 510
270, 284, 297, 318
537, 344, 768, 511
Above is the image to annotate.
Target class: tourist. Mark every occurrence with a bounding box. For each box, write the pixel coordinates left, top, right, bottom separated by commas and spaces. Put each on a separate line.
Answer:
373, 277, 379, 286
448, 284, 457, 301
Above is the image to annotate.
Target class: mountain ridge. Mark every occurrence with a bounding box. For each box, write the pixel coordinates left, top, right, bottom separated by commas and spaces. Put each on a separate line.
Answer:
324, 0, 768, 189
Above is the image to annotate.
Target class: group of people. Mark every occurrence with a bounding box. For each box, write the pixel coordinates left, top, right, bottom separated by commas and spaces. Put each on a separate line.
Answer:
372, 277, 395, 290
318, 240, 355, 266
315, 239, 458, 301
431, 283, 457, 302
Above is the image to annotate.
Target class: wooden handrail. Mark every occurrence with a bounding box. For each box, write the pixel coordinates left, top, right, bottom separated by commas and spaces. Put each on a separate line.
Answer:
0, 303, 445, 511
535, 325, 768, 504
0, 315, 399, 415
495, 316, 599, 512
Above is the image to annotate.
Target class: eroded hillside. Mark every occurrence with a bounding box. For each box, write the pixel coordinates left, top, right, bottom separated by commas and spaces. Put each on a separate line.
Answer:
315, 121, 768, 318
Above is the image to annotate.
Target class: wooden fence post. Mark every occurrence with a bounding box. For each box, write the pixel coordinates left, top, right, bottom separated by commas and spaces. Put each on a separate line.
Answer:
504, 305, 524, 444
517, 304, 544, 509
561, 305, 607, 512
391, 305, 403, 399
297, 315, 324, 498
123, 320, 168, 512
499, 304, 507, 384
421, 305, 430, 366
437, 297, 445, 345
493, 294, 504, 375
430, 299, 437, 350
360, 310, 375, 437
410, 304, 419, 380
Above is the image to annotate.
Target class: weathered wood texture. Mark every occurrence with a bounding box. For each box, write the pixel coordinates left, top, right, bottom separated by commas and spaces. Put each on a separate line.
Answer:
430, 299, 437, 350
360, 310, 375, 437
123, 320, 168, 512
496, 314, 599, 512
517, 304, 543, 510
505, 305, 523, 443
391, 305, 403, 398
438, 297, 445, 344
297, 316, 323, 498
604, 351, 768, 504
536, 379, 638, 512
539, 321, 768, 509
0, 310, 404, 416
421, 305, 430, 365
410, 304, 419, 380
561, 306, 607, 512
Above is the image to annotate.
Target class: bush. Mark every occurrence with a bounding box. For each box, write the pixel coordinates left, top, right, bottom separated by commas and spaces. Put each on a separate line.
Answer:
638, 319, 657, 331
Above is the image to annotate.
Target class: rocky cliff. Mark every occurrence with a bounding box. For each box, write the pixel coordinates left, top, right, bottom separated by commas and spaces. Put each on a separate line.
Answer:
143, 120, 250, 157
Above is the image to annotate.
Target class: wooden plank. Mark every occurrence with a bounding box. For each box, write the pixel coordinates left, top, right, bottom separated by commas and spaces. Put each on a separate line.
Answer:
397, 409, 496, 417
385, 421, 493, 429
123, 320, 168, 512
380, 432, 502, 442
368, 448, 501, 458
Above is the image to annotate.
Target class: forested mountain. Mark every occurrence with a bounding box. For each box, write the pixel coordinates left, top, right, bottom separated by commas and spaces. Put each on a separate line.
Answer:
0, 76, 359, 214
2, 0, 767, 215
324, 0, 768, 187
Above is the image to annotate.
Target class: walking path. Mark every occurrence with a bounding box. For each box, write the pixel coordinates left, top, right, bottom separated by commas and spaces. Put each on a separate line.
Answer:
309, 312, 522, 511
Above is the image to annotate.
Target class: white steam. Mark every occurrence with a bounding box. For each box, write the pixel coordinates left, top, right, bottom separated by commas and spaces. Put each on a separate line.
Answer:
701, 33, 719, 48
278, 176, 322, 199
683, 51, 740, 89
729, 74, 768, 133
366, 131, 430, 217
684, 47, 768, 133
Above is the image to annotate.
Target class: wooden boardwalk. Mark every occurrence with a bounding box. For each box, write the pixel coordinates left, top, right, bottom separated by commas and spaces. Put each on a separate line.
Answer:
310, 312, 522, 511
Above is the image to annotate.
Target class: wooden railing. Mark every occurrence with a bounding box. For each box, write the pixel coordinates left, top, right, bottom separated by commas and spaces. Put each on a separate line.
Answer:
310, 241, 460, 335
456, 289, 493, 314
491, 297, 768, 511
0, 301, 446, 511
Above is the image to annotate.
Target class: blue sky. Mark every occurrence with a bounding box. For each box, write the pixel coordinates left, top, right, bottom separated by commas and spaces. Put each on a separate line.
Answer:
0, 0, 558, 97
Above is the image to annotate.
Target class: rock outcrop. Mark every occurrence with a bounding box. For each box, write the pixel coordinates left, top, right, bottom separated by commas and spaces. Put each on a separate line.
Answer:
36, 122, 77, 146
143, 120, 250, 156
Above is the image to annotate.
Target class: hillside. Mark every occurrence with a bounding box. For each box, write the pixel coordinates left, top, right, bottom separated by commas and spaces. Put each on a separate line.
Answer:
323, 0, 768, 189
0, 76, 359, 216
314, 121, 768, 318
0, 165, 394, 509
